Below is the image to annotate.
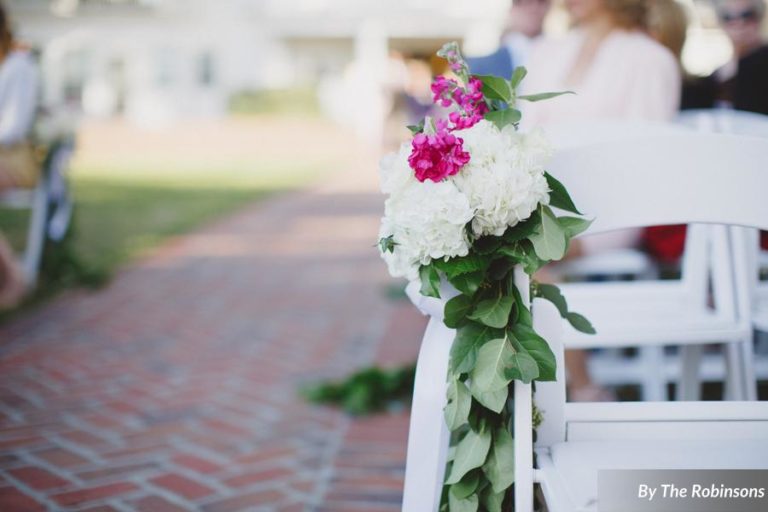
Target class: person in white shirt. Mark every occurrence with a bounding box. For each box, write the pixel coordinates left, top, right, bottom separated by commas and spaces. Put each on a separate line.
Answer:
0, 2, 40, 309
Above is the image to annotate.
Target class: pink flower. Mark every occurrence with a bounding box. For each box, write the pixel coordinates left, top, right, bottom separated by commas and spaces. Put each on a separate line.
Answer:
431, 76, 458, 108
408, 124, 471, 183
429, 75, 488, 131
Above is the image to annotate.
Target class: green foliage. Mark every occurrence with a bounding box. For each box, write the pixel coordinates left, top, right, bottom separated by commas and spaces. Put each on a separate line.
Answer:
518, 91, 574, 102
420, 264, 442, 298
302, 365, 416, 416
545, 172, 582, 214
534, 282, 597, 334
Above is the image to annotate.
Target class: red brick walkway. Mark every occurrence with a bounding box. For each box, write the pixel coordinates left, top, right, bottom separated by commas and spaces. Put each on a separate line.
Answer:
0, 170, 426, 511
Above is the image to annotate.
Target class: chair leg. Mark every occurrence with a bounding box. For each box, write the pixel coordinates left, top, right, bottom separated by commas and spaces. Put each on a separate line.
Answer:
678, 345, 703, 401
724, 342, 746, 400
402, 317, 453, 512
22, 178, 49, 288
639, 346, 666, 401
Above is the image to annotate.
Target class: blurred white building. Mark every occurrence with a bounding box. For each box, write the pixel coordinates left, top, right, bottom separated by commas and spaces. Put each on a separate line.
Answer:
7, 0, 735, 134
7, 0, 511, 132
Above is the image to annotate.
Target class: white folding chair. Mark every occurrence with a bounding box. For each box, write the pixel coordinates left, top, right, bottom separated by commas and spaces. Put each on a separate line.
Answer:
0, 139, 73, 287
544, 122, 748, 401
514, 131, 768, 512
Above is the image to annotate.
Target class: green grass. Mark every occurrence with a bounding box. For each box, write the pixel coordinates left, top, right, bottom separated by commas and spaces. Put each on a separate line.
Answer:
0, 159, 332, 315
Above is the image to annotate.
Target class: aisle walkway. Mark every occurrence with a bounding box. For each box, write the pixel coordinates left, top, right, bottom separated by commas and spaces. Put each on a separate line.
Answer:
0, 168, 426, 511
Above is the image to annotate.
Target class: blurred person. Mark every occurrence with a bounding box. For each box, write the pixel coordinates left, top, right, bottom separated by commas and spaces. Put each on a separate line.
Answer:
521, 0, 681, 401
467, 0, 552, 76
0, 1, 40, 309
685, 0, 768, 113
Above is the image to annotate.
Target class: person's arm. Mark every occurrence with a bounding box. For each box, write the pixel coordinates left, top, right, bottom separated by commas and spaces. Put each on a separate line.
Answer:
0, 55, 40, 146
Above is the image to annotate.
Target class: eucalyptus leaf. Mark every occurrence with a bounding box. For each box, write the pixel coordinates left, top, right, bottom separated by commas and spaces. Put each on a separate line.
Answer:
470, 385, 508, 414
498, 242, 544, 275
509, 66, 528, 89
451, 471, 480, 500
505, 349, 539, 384
445, 428, 492, 484
510, 326, 557, 381
567, 311, 597, 334
558, 216, 593, 238
448, 488, 479, 512
484, 109, 521, 130
467, 295, 515, 329
529, 205, 567, 261
444, 294, 473, 329
476, 75, 512, 102
445, 378, 472, 430
535, 283, 568, 317
545, 171, 582, 214
449, 271, 484, 296
419, 265, 441, 298
480, 484, 506, 512
510, 283, 533, 327
450, 323, 503, 375
503, 211, 541, 243
518, 90, 574, 102
482, 427, 515, 493
470, 337, 515, 392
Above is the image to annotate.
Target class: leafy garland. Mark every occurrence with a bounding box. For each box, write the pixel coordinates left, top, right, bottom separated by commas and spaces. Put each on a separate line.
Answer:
406, 44, 596, 511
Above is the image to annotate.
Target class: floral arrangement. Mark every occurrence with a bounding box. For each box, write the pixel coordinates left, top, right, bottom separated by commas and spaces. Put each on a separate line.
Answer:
378, 42, 594, 511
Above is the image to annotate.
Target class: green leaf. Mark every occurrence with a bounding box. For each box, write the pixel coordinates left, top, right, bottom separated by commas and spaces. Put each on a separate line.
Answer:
445, 378, 472, 430
448, 271, 484, 296
558, 216, 593, 238
511, 326, 557, 382
503, 211, 541, 243
498, 242, 545, 275
470, 337, 514, 392
438, 254, 487, 279
567, 311, 596, 334
470, 386, 508, 413
450, 323, 503, 374
529, 205, 567, 262
445, 427, 492, 484
518, 90, 574, 102
505, 348, 539, 384
484, 109, 521, 130
545, 171, 582, 214
448, 488, 479, 512
480, 484, 506, 512
482, 427, 515, 493
473, 236, 503, 255
509, 66, 528, 89
407, 119, 425, 134
488, 258, 515, 281
419, 265, 441, 298
475, 75, 512, 102
378, 235, 397, 254
535, 283, 568, 317
467, 295, 515, 329
444, 294, 473, 329
451, 471, 480, 500
510, 283, 533, 327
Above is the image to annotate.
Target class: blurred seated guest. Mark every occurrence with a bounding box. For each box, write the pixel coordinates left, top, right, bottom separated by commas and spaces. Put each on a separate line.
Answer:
0, 1, 40, 309
521, 0, 681, 401
684, 0, 768, 112
467, 0, 551, 76
644, 0, 768, 263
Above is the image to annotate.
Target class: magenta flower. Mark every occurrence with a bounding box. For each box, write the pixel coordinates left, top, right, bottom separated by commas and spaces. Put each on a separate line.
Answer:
408, 124, 471, 183
429, 75, 488, 131
431, 76, 459, 108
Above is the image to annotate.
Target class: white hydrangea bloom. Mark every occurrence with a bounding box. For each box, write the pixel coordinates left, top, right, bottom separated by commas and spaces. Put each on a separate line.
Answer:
452, 120, 551, 237
378, 143, 416, 195
379, 179, 473, 279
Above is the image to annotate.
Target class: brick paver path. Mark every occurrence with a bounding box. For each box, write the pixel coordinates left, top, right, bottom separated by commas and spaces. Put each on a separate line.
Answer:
0, 167, 426, 511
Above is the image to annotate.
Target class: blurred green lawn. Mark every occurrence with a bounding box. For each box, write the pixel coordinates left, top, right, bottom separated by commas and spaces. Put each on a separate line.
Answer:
0, 116, 356, 306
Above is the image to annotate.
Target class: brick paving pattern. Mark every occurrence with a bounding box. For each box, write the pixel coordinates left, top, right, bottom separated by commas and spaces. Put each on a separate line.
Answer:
0, 170, 426, 511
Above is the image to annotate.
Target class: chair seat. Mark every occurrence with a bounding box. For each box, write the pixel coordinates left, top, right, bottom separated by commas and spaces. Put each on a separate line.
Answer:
560, 283, 746, 348
537, 439, 768, 512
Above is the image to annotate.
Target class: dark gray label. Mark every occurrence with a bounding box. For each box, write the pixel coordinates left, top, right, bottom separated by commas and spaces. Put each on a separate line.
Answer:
598, 470, 768, 512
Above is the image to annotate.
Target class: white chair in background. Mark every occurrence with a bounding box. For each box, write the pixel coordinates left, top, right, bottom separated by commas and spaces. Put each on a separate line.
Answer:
0, 139, 74, 287
513, 131, 768, 512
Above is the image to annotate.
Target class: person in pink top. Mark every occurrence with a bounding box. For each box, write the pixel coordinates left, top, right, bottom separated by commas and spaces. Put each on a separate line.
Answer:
521, 0, 682, 401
